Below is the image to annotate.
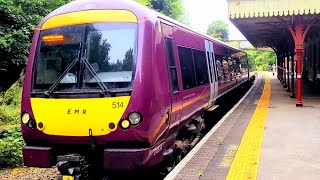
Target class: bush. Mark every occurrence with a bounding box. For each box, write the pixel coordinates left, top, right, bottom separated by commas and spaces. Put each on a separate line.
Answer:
0, 81, 22, 125
0, 106, 20, 126
0, 127, 24, 168
262, 64, 270, 71
1, 81, 22, 107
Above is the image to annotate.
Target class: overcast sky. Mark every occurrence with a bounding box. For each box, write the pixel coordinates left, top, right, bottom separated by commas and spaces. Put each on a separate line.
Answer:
183, 0, 246, 40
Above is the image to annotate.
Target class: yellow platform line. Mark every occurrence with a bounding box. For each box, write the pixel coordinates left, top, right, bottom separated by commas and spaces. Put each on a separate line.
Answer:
226, 72, 270, 180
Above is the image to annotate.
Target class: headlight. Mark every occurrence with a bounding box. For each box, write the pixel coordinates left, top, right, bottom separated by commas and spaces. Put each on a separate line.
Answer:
120, 119, 131, 130
21, 112, 30, 124
28, 119, 36, 128
128, 112, 142, 125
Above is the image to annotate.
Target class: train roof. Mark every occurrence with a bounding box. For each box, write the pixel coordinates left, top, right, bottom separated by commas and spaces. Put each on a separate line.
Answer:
156, 12, 243, 54
41, 0, 244, 56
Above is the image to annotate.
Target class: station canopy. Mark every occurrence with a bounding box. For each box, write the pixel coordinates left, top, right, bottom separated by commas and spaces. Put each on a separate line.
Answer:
227, 0, 320, 107
227, 0, 320, 52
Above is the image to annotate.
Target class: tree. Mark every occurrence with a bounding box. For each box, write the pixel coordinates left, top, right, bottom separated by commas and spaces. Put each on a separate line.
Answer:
245, 50, 276, 71
206, 20, 230, 42
135, 0, 152, 7
122, 48, 134, 71
0, 0, 72, 91
87, 30, 111, 72
135, 0, 186, 23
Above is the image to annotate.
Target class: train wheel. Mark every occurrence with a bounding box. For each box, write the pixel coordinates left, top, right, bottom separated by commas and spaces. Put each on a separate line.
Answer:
159, 148, 184, 175
159, 153, 176, 175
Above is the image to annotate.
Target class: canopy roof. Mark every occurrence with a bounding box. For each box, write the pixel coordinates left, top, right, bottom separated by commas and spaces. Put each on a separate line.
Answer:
227, 0, 320, 53
228, 0, 320, 19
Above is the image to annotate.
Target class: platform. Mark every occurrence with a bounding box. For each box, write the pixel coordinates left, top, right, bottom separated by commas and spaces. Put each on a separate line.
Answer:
165, 72, 320, 180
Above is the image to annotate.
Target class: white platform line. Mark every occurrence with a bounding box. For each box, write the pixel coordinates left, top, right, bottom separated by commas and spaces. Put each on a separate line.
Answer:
165, 73, 260, 180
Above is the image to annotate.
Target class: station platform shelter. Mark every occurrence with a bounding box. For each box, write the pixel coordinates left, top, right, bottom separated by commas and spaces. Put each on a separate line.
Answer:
228, 0, 320, 107
165, 72, 320, 180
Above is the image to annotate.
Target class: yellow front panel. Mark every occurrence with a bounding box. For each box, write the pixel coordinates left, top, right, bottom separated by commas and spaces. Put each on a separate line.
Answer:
30, 97, 130, 136
41, 10, 138, 30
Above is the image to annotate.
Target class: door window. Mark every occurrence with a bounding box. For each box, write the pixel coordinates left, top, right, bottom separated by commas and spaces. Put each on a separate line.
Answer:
165, 38, 179, 92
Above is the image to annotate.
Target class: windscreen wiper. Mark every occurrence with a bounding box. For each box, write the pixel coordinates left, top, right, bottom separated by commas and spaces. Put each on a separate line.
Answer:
43, 52, 81, 97
82, 57, 109, 96
109, 87, 132, 94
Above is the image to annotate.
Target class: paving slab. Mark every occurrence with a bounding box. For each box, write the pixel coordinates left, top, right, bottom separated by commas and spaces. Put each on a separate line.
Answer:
258, 74, 320, 180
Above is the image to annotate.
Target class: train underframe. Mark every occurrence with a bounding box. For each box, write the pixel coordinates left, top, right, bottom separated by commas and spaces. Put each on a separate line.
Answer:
159, 115, 206, 174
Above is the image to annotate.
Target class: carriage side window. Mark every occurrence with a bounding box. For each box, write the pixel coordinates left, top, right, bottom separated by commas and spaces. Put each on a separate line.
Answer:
192, 49, 209, 85
165, 37, 179, 92
240, 58, 248, 74
234, 59, 241, 73
318, 41, 320, 71
178, 47, 196, 90
215, 55, 224, 81
223, 57, 229, 78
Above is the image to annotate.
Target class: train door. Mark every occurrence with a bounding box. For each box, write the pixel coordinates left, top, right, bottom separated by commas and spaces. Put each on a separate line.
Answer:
162, 22, 182, 135
205, 40, 218, 105
209, 41, 218, 99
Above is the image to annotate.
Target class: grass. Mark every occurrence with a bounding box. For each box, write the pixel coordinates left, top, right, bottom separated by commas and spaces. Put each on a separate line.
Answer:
0, 105, 20, 126
218, 137, 224, 145
0, 81, 24, 168
0, 81, 21, 125
197, 171, 204, 179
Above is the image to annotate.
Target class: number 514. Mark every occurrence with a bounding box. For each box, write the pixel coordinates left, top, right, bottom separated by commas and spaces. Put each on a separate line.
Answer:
112, 102, 124, 108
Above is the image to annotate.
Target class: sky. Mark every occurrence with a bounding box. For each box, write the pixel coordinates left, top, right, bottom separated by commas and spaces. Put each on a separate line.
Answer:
183, 0, 246, 40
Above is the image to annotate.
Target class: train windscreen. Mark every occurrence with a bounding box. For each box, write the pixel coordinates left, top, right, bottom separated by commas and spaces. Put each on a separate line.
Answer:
32, 23, 137, 94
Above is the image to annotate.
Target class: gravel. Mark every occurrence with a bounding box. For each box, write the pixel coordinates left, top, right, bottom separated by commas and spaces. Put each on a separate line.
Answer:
0, 167, 59, 180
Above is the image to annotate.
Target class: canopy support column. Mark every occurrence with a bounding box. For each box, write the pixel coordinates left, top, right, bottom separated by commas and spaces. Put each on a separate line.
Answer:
277, 55, 281, 81
287, 54, 291, 92
288, 16, 315, 107
290, 53, 296, 98
283, 55, 287, 88
280, 55, 284, 83
295, 48, 304, 106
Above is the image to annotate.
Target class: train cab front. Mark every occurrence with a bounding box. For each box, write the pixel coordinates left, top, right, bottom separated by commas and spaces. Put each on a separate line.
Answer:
21, 3, 165, 172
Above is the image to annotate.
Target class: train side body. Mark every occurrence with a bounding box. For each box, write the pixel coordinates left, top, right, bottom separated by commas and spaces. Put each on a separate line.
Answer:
21, 0, 252, 171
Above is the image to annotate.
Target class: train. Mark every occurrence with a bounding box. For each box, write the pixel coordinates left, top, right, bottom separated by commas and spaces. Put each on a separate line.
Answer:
20, 0, 254, 178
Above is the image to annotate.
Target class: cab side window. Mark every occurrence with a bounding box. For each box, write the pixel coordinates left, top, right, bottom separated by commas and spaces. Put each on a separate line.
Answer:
165, 37, 179, 92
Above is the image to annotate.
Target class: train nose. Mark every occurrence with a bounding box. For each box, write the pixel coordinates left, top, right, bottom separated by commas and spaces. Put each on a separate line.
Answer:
30, 97, 131, 136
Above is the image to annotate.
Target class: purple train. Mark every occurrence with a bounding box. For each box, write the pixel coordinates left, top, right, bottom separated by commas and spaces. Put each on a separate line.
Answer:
21, 0, 253, 177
